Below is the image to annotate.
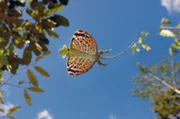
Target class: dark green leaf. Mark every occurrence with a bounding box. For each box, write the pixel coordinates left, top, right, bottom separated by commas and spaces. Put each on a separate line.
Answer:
59, 0, 69, 5
8, 43, 14, 55
23, 47, 32, 65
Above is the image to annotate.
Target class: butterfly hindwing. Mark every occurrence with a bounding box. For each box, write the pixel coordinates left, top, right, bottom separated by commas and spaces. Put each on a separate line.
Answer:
67, 56, 95, 76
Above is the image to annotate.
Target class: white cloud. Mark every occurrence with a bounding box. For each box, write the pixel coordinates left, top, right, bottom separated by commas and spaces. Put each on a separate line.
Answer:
36, 110, 53, 119
0, 103, 15, 117
109, 115, 117, 119
161, 0, 180, 13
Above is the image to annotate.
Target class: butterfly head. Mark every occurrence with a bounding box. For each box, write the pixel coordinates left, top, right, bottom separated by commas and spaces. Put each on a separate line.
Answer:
59, 45, 69, 58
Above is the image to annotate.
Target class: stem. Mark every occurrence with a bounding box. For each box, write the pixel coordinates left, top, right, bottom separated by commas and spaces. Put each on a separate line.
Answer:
101, 34, 143, 59
5, 83, 27, 90
148, 72, 180, 95
0, 64, 33, 88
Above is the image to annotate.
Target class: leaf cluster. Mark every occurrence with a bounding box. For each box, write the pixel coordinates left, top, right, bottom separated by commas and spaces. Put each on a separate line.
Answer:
0, 0, 69, 118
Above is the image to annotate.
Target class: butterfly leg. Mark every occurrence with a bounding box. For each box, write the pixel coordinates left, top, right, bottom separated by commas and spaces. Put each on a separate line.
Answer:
96, 60, 107, 67
98, 49, 111, 55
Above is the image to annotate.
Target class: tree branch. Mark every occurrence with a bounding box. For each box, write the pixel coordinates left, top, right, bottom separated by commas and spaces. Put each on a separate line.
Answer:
148, 72, 180, 95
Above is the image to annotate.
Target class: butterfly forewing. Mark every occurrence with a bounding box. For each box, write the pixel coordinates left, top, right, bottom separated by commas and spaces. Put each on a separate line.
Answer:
67, 30, 98, 76
70, 30, 97, 55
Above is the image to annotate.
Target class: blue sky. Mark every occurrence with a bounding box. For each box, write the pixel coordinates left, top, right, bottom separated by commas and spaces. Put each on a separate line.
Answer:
1, 0, 180, 119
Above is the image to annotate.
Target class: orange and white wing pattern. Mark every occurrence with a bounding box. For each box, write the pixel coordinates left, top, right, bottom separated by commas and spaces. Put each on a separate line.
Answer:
67, 30, 98, 76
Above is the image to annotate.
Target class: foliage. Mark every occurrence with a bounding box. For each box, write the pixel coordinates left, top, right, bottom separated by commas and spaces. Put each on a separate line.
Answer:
132, 18, 180, 119
0, 0, 69, 118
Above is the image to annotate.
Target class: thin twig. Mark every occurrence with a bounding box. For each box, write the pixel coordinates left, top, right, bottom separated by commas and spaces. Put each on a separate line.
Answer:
5, 83, 27, 90
101, 34, 143, 59
148, 72, 180, 95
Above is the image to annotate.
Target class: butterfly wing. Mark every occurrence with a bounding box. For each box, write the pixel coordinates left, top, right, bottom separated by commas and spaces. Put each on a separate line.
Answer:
67, 30, 98, 76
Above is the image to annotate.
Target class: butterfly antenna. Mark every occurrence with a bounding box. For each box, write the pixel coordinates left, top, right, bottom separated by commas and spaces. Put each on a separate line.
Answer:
101, 34, 143, 59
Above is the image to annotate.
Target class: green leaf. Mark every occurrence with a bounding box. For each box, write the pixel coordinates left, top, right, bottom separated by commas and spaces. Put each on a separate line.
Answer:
135, 45, 140, 52
139, 66, 147, 73
161, 18, 171, 25
24, 90, 31, 106
131, 48, 135, 56
23, 47, 32, 65
169, 47, 179, 55
160, 65, 168, 73
34, 66, 50, 77
0, 55, 8, 65
28, 87, 44, 93
0, 91, 3, 98
8, 43, 14, 55
6, 106, 20, 115
27, 69, 38, 87
46, 29, 59, 38
0, 98, 4, 104
8, 116, 16, 119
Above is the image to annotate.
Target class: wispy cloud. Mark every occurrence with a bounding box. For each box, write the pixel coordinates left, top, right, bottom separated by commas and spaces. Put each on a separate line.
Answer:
0, 103, 15, 117
109, 115, 117, 119
35, 110, 53, 119
161, 0, 180, 13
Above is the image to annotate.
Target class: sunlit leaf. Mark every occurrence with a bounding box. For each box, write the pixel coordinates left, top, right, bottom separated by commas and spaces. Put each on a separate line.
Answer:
161, 18, 171, 25
0, 91, 2, 98
138, 37, 144, 44
169, 47, 179, 55
7, 106, 20, 115
24, 90, 31, 106
159, 29, 175, 37
27, 69, 38, 87
142, 44, 151, 51
46, 29, 59, 38
28, 87, 44, 93
34, 66, 50, 77
0, 77, 4, 82
135, 45, 140, 52
0, 98, 4, 104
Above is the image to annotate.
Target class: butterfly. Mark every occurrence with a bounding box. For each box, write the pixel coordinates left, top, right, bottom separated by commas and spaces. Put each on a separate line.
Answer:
59, 30, 111, 76
59, 29, 142, 76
